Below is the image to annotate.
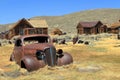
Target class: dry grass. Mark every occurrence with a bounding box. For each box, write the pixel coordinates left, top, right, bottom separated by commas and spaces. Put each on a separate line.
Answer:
0, 36, 120, 80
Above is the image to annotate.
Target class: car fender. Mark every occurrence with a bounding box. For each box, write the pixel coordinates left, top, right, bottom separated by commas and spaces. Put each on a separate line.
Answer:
57, 52, 73, 66
21, 56, 45, 72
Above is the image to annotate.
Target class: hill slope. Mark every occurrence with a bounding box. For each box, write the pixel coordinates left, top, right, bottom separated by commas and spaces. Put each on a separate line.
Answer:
1, 8, 120, 33
31, 8, 120, 33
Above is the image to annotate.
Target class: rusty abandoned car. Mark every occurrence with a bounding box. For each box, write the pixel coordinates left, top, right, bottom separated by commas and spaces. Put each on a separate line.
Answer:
10, 34, 73, 71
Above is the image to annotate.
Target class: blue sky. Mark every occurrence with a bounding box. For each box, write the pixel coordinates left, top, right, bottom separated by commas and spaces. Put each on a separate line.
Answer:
0, 0, 120, 24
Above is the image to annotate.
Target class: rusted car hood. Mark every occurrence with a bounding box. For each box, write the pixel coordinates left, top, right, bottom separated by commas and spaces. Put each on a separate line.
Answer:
24, 43, 54, 50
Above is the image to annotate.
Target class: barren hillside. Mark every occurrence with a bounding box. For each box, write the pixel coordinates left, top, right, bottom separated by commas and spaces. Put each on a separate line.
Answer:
1, 8, 120, 33
31, 8, 120, 33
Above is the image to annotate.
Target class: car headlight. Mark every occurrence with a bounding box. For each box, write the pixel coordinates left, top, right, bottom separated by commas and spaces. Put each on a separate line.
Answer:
36, 50, 45, 60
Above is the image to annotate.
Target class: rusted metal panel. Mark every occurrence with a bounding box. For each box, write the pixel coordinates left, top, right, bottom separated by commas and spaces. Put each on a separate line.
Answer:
21, 56, 46, 71
57, 52, 73, 66
44, 47, 56, 66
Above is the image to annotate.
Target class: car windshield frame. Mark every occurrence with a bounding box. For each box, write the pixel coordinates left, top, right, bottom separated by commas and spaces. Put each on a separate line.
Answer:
23, 36, 50, 45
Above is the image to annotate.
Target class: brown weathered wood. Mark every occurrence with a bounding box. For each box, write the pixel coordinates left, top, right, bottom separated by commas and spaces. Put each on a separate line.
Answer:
2, 18, 48, 39
76, 21, 107, 35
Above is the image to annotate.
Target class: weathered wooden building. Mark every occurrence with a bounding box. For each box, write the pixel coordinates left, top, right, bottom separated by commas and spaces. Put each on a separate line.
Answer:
107, 21, 120, 34
5, 18, 48, 39
51, 28, 63, 35
76, 21, 107, 35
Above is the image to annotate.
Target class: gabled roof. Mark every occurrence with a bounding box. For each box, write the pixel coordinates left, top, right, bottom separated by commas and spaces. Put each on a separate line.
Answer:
8, 18, 33, 30
8, 18, 48, 30
27, 19, 48, 28
110, 22, 120, 28
77, 21, 102, 28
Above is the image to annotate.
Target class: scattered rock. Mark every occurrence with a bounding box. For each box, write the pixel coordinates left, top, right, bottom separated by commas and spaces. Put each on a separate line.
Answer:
48, 66, 56, 70
5, 70, 21, 78
19, 68, 29, 75
77, 66, 103, 72
78, 40, 84, 44
0, 68, 6, 77
84, 41, 89, 45
54, 75, 65, 80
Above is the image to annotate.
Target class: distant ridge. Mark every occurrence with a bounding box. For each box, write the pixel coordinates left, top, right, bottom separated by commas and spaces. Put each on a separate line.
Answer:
0, 8, 120, 33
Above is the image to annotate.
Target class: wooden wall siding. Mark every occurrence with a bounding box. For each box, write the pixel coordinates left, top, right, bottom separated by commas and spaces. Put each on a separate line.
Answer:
111, 29, 118, 34
110, 29, 117, 34
107, 27, 120, 34
102, 26, 107, 33
94, 22, 102, 34
77, 27, 83, 34
7, 23, 33, 39
107, 28, 111, 33
14, 23, 33, 35
100, 27, 104, 33
95, 27, 99, 34
24, 28, 48, 35
43, 28, 48, 34
84, 28, 91, 34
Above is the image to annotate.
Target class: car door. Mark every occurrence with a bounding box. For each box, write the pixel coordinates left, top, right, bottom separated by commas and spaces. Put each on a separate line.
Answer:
13, 39, 23, 64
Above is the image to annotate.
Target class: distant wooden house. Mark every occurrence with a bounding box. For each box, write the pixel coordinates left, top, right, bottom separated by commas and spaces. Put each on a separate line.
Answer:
5, 18, 48, 39
51, 28, 63, 35
107, 21, 120, 34
76, 21, 107, 35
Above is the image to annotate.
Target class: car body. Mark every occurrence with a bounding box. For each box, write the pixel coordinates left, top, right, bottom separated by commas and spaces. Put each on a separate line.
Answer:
10, 34, 73, 71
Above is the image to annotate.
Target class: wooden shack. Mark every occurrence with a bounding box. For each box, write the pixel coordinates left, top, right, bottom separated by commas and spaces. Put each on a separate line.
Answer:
107, 21, 120, 34
76, 21, 107, 35
6, 18, 48, 39
51, 28, 63, 35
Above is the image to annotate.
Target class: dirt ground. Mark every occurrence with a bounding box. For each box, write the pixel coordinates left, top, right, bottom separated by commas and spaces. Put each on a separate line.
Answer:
0, 35, 120, 80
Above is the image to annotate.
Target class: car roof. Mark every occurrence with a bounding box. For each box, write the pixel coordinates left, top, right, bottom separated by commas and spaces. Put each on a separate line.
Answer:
17, 34, 50, 40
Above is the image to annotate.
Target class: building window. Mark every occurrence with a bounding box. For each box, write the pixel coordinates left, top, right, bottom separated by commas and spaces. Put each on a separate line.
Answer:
36, 28, 42, 34
28, 29, 36, 34
84, 28, 91, 34
19, 28, 24, 35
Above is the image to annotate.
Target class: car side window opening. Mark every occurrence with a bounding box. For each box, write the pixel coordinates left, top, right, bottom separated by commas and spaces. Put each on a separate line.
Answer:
15, 39, 22, 46
38, 37, 48, 43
